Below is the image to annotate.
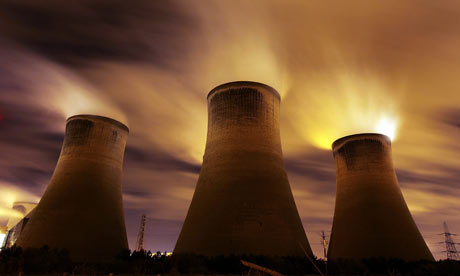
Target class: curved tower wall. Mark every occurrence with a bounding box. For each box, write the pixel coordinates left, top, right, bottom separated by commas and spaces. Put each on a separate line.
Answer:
174, 81, 312, 257
16, 115, 129, 262
327, 133, 434, 261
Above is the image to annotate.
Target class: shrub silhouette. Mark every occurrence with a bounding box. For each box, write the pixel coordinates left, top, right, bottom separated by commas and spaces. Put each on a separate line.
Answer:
1, 246, 459, 275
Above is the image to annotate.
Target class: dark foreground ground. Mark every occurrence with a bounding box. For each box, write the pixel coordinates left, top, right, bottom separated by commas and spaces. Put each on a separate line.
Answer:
1, 246, 459, 276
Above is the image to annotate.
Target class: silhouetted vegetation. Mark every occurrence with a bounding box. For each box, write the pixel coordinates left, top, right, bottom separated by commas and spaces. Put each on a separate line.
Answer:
328, 258, 460, 276
0, 247, 317, 275
1, 246, 460, 275
0, 246, 171, 275
0, 246, 72, 275
171, 253, 317, 275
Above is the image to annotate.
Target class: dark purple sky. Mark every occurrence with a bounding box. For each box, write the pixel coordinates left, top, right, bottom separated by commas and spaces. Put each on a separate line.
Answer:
1, 0, 460, 260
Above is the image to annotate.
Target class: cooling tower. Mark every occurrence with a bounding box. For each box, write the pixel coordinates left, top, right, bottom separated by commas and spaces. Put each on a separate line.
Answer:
174, 81, 312, 257
16, 115, 129, 262
327, 133, 434, 261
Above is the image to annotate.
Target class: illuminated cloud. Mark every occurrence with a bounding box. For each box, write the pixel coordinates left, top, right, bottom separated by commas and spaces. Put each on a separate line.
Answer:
0, 182, 39, 224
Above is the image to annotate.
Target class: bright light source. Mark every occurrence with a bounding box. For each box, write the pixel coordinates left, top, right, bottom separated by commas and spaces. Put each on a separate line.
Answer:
375, 117, 398, 141
0, 233, 6, 247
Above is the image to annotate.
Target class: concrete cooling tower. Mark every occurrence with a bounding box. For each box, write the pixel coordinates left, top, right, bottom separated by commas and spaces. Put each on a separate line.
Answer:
16, 115, 129, 262
174, 81, 312, 257
327, 133, 434, 261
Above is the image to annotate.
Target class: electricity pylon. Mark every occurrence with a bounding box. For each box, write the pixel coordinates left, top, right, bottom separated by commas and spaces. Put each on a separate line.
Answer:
136, 214, 146, 252
441, 221, 460, 260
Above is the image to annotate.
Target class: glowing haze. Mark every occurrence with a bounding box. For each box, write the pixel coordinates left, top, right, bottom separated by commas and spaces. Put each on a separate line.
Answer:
0, 0, 459, 260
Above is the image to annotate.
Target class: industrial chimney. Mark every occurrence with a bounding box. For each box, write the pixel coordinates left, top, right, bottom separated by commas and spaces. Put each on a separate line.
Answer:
16, 115, 129, 262
174, 81, 312, 257
327, 133, 434, 261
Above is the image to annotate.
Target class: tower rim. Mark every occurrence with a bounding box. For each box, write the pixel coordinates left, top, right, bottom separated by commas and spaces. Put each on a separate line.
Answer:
332, 133, 391, 150
66, 114, 129, 133
207, 81, 281, 100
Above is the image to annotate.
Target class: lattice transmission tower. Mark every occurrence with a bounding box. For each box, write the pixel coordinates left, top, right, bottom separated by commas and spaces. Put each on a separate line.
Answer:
441, 221, 460, 260
136, 214, 146, 252
321, 230, 328, 261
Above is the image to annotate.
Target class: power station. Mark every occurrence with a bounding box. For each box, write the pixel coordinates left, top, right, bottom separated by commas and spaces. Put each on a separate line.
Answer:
15, 115, 129, 262
6, 202, 37, 231
327, 133, 434, 261
174, 81, 312, 257
2, 202, 37, 248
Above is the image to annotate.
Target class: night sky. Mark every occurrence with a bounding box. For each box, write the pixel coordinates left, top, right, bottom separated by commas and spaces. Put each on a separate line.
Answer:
1, 0, 459, 260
